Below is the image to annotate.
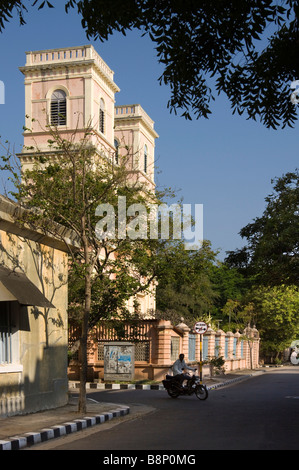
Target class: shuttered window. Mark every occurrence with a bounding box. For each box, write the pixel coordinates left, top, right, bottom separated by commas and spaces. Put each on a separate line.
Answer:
0, 303, 12, 364
99, 99, 105, 133
189, 334, 196, 361
50, 90, 66, 126
233, 337, 237, 356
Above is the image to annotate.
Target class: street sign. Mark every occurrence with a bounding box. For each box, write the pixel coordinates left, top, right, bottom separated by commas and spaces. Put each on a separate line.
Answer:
194, 321, 208, 335
194, 321, 208, 384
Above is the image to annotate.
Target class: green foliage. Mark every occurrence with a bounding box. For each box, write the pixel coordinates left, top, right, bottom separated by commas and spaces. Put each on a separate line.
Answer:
249, 285, 299, 357
0, 0, 54, 30
207, 355, 225, 375
222, 170, 299, 356
2, 1, 299, 127
209, 263, 252, 314
156, 240, 218, 327
218, 284, 299, 359
226, 170, 299, 286
64, 0, 298, 127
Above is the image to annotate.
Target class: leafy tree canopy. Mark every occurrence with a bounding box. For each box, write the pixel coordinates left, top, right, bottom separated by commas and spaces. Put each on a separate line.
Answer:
225, 170, 299, 286
156, 240, 218, 327
217, 284, 299, 360
2, 1, 299, 128
247, 285, 299, 358
209, 263, 252, 314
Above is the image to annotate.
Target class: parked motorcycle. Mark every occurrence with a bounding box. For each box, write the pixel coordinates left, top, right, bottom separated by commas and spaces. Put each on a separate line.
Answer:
162, 373, 208, 400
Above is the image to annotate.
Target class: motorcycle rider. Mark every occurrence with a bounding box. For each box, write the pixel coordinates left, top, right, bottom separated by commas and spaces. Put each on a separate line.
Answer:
172, 353, 197, 389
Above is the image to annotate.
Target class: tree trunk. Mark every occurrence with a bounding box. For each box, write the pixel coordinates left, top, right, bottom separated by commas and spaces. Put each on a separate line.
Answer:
78, 310, 89, 414
78, 259, 92, 413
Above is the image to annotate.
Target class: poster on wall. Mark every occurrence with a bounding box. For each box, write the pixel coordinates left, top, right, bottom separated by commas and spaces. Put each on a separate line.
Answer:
104, 342, 135, 381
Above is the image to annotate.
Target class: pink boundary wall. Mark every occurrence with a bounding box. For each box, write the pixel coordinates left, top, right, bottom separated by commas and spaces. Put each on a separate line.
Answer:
68, 320, 260, 382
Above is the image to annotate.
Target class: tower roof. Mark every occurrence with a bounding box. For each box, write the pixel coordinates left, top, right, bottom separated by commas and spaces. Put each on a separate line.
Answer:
19, 45, 120, 93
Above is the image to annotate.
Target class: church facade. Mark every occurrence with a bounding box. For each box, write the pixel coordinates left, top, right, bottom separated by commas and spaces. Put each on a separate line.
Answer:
19, 44, 158, 319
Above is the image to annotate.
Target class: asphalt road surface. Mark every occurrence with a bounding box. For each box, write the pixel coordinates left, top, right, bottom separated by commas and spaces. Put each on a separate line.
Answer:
32, 367, 299, 451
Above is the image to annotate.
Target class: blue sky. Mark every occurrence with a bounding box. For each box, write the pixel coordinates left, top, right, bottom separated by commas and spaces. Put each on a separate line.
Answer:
0, 3, 298, 260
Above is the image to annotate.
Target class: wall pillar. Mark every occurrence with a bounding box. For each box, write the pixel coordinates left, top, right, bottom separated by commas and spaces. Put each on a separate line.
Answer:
216, 330, 225, 359
206, 328, 216, 359
155, 320, 174, 366
175, 321, 190, 359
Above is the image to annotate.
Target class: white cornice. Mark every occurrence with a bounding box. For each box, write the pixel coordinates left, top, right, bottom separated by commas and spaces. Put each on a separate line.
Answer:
20, 60, 120, 94
19, 45, 120, 94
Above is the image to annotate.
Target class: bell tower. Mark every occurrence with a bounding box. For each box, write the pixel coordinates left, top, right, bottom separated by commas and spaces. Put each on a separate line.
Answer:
114, 104, 158, 189
18, 44, 158, 317
19, 45, 120, 170
18, 45, 158, 191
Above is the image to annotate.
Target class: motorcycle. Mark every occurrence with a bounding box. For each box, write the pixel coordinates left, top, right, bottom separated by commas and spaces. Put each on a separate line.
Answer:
162, 373, 208, 400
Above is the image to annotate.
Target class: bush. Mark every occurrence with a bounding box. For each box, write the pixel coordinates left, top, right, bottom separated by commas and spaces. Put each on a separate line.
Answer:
208, 356, 225, 375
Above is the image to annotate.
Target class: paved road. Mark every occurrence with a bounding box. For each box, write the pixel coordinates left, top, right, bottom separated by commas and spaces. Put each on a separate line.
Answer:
33, 367, 299, 451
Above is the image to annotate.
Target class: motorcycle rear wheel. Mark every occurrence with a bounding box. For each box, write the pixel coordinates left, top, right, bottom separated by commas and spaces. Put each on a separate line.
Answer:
167, 386, 180, 398
195, 384, 208, 400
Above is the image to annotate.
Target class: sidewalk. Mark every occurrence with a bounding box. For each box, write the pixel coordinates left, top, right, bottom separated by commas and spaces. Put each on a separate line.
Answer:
0, 369, 261, 450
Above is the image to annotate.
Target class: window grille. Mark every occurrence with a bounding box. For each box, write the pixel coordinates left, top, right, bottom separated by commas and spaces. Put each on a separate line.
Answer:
68, 338, 79, 361
98, 341, 104, 360
50, 90, 66, 126
171, 336, 180, 362
135, 341, 150, 361
0, 303, 12, 364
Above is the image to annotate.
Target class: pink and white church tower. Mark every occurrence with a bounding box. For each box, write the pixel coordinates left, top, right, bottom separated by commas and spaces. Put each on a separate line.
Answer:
19, 45, 158, 190
18, 44, 159, 317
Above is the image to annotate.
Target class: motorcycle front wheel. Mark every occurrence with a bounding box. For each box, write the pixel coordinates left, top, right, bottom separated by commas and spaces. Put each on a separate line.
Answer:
167, 386, 180, 398
195, 384, 208, 400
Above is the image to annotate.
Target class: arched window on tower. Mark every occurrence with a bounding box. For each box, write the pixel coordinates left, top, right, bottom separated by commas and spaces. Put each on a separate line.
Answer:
50, 90, 67, 126
99, 98, 105, 134
144, 144, 148, 173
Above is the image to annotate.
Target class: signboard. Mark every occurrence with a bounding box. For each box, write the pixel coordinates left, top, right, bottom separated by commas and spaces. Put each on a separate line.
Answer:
194, 321, 208, 335
104, 342, 135, 381
194, 321, 208, 385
